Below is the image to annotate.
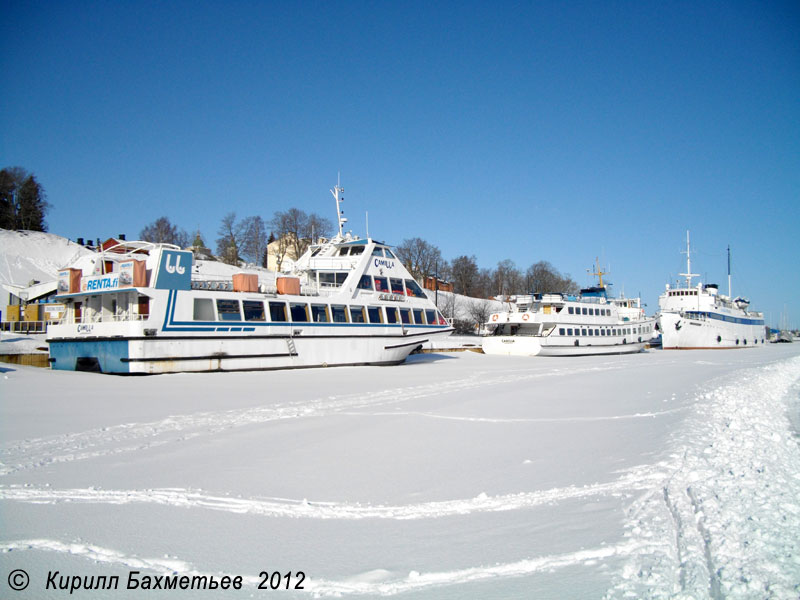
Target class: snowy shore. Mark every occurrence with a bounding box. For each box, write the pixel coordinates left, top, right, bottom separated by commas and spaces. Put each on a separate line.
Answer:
1, 345, 799, 598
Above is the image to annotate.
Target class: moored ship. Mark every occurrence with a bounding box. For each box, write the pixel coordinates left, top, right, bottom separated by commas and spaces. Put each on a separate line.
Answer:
47, 183, 453, 373
658, 232, 765, 349
482, 265, 655, 357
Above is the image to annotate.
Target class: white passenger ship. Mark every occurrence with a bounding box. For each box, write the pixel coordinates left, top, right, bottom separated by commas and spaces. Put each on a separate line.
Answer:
482, 266, 655, 357
48, 183, 453, 373
658, 233, 765, 349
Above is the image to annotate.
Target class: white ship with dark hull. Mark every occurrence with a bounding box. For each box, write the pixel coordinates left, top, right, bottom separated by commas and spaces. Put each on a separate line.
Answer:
482, 265, 655, 357
658, 233, 765, 350
47, 183, 453, 374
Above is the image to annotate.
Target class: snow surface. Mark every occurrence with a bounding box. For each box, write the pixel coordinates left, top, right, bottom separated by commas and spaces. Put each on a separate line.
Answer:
0, 229, 95, 287
2, 345, 800, 598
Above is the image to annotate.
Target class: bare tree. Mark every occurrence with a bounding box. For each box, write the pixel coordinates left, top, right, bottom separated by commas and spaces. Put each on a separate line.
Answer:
493, 259, 523, 297
271, 208, 333, 264
395, 237, 443, 281
467, 299, 493, 332
140, 217, 189, 247
241, 216, 268, 264
216, 213, 245, 265
450, 255, 480, 296
525, 261, 579, 294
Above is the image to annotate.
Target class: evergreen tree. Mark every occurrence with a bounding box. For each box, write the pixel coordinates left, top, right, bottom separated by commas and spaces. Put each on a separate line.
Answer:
0, 167, 50, 231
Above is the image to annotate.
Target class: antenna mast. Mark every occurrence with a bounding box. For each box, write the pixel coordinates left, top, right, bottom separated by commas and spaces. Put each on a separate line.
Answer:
587, 257, 609, 288
727, 245, 731, 298
679, 230, 699, 288
330, 173, 347, 237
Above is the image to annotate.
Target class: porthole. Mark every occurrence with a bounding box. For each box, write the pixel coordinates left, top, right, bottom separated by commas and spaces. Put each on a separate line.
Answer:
736, 339, 739, 345
717, 336, 721, 343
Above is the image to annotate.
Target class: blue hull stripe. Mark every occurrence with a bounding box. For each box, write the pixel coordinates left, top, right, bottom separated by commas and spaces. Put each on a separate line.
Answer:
160, 290, 450, 333
685, 310, 764, 326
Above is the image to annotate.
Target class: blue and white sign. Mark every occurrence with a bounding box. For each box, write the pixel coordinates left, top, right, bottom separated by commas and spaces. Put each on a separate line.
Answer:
81, 273, 120, 292
154, 250, 193, 290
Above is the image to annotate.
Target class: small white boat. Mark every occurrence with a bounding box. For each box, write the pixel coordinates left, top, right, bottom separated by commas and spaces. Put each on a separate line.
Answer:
482, 265, 655, 357
47, 182, 453, 373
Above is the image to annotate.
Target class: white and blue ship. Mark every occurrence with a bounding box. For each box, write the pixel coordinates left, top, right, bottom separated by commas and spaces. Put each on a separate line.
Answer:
47, 183, 453, 373
658, 233, 765, 349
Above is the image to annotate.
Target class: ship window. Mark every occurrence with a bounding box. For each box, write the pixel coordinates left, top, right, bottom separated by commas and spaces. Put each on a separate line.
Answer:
581, 329, 587, 336
405, 279, 426, 298
269, 302, 287, 322
319, 272, 348, 287
372, 247, 385, 257
582, 308, 588, 315
385, 307, 399, 323
367, 306, 383, 323
331, 305, 348, 323
425, 309, 436, 325
436, 310, 446, 325
350, 245, 365, 255
567, 328, 573, 336
413, 309, 424, 324
290, 303, 309, 322
390, 278, 404, 294
559, 328, 565, 335
374, 277, 390, 293
242, 300, 266, 321
311, 304, 330, 322
399, 308, 411, 324
594, 329, 599, 336
216, 299, 241, 321
385, 249, 397, 259
194, 298, 215, 321
588, 329, 593, 336
349, 305, 366, 323
568, 307, 574, 314
358, 275, 373, 290
339, 248, 349, 256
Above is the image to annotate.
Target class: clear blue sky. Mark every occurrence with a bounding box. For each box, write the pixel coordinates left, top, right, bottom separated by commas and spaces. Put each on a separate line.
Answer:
2, 1, 798, 327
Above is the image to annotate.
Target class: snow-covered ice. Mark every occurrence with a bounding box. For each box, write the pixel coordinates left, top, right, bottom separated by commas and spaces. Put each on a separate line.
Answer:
1, 345, 799, 598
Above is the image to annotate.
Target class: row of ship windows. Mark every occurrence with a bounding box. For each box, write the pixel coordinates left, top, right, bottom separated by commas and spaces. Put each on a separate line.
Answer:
557, 325, 651, 337
668, 290, 698, 296
336, 245, 397, 258
356, 276, 427, 297
193, 298, 447, 326
567, 306, 611, 316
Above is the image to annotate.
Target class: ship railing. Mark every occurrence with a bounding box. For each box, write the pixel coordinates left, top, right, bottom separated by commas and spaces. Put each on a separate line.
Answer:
54, 313, 150, 325
0, 320, 47, 333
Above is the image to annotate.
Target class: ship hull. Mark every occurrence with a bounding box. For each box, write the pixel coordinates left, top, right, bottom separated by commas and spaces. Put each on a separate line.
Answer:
659, 312, 766, 349
482, 335, 647, 357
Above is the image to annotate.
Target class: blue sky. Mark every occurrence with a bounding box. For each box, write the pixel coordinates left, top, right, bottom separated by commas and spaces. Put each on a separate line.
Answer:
2, 1, 799, 326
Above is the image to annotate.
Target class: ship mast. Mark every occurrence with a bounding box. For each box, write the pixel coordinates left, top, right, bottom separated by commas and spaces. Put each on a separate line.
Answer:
330, 174, 348, 238
679, 230, 699, 289
588, 257, 609, 288
727, 245, 731, 298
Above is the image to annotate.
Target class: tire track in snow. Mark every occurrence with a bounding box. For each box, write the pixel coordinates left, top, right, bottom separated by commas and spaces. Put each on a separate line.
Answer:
0, 465, 665, 520
341, 407, 687, 424
607, 356, 800, 599
1, 537, 642, 596
0, 363, 625, 476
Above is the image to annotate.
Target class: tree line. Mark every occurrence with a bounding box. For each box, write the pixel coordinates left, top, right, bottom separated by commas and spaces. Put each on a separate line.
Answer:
395, 237, 579, 298
1, 166, 577, 299
138, 209, 333, 267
